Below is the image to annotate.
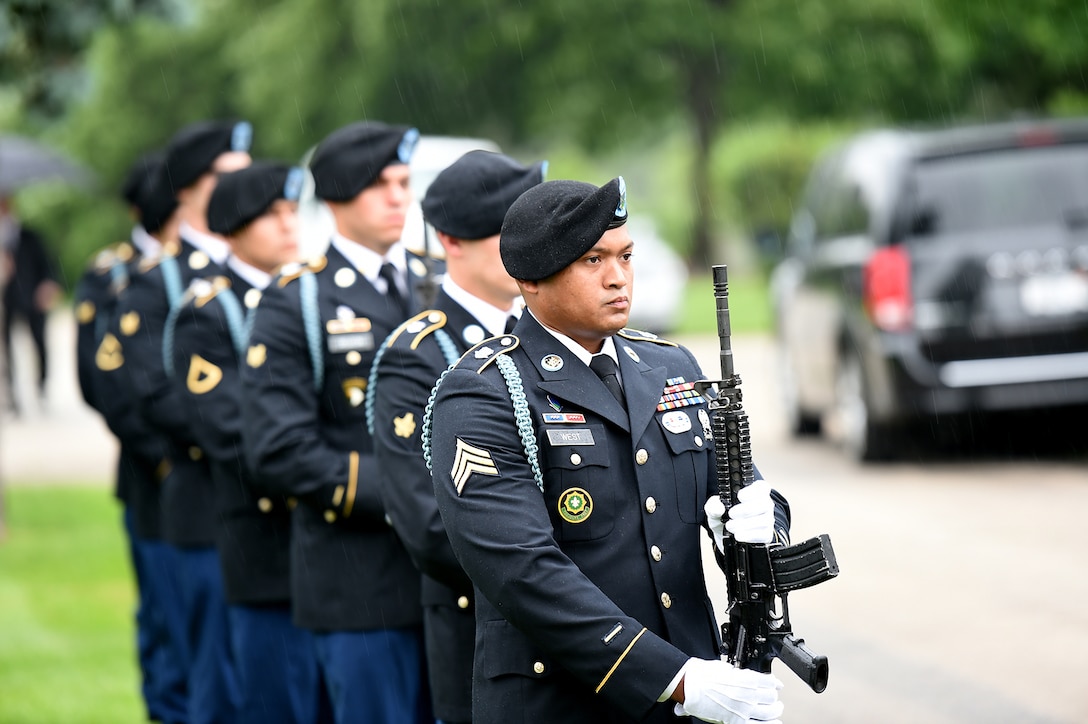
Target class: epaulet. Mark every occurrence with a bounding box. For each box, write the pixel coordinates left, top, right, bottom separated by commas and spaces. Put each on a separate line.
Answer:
138, 240, 180, 273
276, 255, 328, 287
617, 327, 678, 347
387, 310, 448, 350
90, 240, 133, 274
456, 334, 520, 374
180, 276, 231, 309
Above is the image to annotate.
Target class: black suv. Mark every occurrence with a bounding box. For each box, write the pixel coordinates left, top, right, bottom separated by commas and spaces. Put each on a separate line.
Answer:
771, 119, 1088, 460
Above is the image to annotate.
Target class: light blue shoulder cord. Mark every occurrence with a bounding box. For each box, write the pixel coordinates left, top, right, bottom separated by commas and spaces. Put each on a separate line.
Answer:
159, 255, 187, 379
95, 257, 130, 343
366, 326, 460, 437
214, 288, 253, 359
299, 271, 324, 392
421, 350, 544, 494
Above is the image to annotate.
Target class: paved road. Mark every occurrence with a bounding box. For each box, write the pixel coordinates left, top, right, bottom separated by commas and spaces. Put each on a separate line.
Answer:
4, 309, 1087, 722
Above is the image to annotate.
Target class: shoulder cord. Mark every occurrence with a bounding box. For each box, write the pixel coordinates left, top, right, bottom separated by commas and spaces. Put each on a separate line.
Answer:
94, 257, 130, 343
159, 256, 187, 379
299, 271, 324, 392
421, 351, 544, 494
365, 326, 460, 438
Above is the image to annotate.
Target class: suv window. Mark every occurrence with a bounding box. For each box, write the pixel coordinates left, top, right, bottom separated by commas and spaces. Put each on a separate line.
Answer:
906, 145, 1088, 235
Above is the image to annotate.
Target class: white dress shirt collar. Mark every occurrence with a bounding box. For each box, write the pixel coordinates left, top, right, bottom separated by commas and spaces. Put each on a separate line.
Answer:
441, 275, 521, 337
330, 234, 407, 293
227, 255, 273, 291
179, 221, 230, 265
130, 225, 161, 258
528, 308, 621, 375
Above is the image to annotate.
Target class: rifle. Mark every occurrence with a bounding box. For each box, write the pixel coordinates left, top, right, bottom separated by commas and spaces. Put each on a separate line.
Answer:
695, 264, 839, 693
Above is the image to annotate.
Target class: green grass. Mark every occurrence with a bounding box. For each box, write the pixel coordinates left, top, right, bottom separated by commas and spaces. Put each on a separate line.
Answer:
0, 485, 144, 723
675, 272, 773, 336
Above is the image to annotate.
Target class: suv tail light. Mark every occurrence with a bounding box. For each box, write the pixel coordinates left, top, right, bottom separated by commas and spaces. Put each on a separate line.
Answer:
864, 246, 913, 331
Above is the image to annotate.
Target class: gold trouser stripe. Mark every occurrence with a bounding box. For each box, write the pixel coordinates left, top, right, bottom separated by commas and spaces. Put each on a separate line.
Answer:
344, 451, 359, 517
595, 627, 647, 693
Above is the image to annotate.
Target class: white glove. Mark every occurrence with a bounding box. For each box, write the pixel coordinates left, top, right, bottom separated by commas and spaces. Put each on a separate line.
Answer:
674, 657, 784, 724
704, 481, 777, 550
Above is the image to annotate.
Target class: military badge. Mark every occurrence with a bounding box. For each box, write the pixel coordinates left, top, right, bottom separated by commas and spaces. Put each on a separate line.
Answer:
244, 288, 262, 309
661, 410, 692, 434
188, 250, 209, 270
542, 413, 586, 424
187, 354, 223, 395
409, 257, 427, 278
393, 412, 417, 439
246, 344, 267, 368
76, 301, 95, 324
541, 354, 564, 371
342, 377, 367, 407
334, 267, 357, 288
462, 324, 485, 345
451, 437, 499, 496
623, 346, 640, 363
119, 311, 141, 336
474, 346, 495, 359
558, 487, 593, 524
95, 333, 124, 371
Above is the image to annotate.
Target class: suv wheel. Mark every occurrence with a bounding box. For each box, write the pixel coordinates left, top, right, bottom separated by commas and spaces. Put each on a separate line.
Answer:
834, 350, 895, 462
779, 343, 821, 436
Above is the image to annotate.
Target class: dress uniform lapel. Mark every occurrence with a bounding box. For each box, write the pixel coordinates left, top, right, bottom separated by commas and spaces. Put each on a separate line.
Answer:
614, 339, 668, 443
325, 245, 397, 327
519, 315, 631, 432
435, 289, 488, 354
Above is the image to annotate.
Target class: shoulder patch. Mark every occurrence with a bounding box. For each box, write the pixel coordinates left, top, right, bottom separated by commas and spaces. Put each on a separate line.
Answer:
456, 334, 521, 374
617, 328, 678, 347
138, 240, 179, 274
277, 255, 327, 287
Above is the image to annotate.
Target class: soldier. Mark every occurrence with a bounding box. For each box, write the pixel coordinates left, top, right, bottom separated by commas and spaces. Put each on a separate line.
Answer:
426, 178, 790, 724
241, 121, 434, 724
170, 161, 325, 724
77, 151, 186, 723
112, 119, 253, 724
369, 150, 546, 724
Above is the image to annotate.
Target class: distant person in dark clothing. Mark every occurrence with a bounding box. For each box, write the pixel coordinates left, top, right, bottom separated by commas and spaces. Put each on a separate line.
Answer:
1, 195, 61, 415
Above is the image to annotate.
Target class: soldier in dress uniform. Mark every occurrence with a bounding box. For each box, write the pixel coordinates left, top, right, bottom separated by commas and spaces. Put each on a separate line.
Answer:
170, 161, 327, 724
240, 122, 436, 724
109, 119, 253, 724
368, 150, 546, 724
76, 151, 187, 723
426, 178, 790, 724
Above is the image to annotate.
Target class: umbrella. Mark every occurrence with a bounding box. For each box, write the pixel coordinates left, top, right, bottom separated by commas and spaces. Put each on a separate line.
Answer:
0, 134, 92, 195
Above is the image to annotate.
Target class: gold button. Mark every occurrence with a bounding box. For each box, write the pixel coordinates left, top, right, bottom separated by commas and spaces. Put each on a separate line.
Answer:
257, 497, 272, 513
188, 446, 203, 460
346, 350, 362, 366
244, 288, 262, 309
651, 545, 662, 561
532, 661, 545, 674
287, 497, 298, 510
324, 510, 337, 523
635, 449, 648, 465
694, 436, 703, 447
661, 592, 672, 609
457, 596, 470, 609
645, 496, 657, 514
570, 453, 581, 465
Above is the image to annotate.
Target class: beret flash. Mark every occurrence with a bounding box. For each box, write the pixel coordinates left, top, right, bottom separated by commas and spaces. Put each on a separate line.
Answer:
422, 150, 546, 240
208, 161, 305, 236
500, 176, 628, 281
309, 121, 419, 202
163, 119, 253, 193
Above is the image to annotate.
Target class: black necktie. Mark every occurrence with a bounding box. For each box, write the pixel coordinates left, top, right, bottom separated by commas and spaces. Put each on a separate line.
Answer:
379, 262, 407, 316
504, 315, 518, 334
589, 354, 625, 407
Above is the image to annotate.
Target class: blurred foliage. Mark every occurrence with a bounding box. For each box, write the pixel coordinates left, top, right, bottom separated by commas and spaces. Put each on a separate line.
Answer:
4, 0, 1088, 285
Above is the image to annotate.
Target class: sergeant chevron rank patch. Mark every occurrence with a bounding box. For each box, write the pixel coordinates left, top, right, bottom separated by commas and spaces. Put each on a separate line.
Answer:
451, 438, 499, 495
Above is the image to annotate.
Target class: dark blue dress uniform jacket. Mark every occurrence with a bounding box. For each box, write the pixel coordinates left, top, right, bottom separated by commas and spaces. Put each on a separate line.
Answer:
371, 289, 485, 723
112, 235, 225, 547
80, 241, 169, 539
240, 244, 436, 631
171, 269, 292, 605
429, 314, 789, 724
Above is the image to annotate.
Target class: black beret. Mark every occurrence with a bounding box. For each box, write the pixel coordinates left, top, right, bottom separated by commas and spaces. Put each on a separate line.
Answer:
422, 151, 546, 240
207, 161, 304, 236
163, 119, 253, 193
138, 162, 180, 234
500, 176, 628, 281
120, 151, 162, 208
310, 121, 419, 202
